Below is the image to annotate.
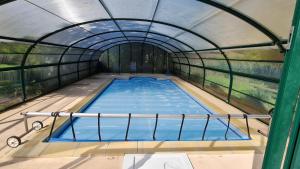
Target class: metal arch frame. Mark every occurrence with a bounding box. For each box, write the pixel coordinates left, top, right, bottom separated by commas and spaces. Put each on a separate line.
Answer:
18, 11, 284, 101
97, 0, 129, 41
56, 31, 184, 85
54, 29, 202, 85
142, 0, 160, 43
88, 32, 191, 77
85, 30, 206, 83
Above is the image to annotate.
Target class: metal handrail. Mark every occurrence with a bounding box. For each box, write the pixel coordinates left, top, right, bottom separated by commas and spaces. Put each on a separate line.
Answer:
18, 111, 271, 144
21, 112, 272, 119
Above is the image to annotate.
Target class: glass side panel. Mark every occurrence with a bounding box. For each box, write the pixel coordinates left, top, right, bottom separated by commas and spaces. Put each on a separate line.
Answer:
153, 47, 166, 73
142, 44, 154, 73
0, 40, 32, 67
108, 46, 119, 73
80, 50, 95, 61
24, 66, 58, 99
225, 48, 284, 61
0, 70, 22, 111
26, 45, 67, 65
203, 59, 229, 71
190, 66, 204, 86
197, 51, 224, 59
230, 75, 278, 121
120, 44, 131, 73
231, 61, 282, 80
186, 52, 201, 59
189, 58, 203, 67
99, 51, 109, 72
205, 70, 229, 101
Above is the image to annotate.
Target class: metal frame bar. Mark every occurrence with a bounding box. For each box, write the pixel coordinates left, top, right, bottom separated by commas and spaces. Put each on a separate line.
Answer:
23, 112, 272, 119
97, 113, 102, 141
69, 112, 76, 141
1, 12, 284, 110
178, 114, 185, 140
14, 17, 241, 102
263, 2, 300, 168
97, 0, 129, 41
153, 113, 159, 140
20, 112, 271, 142
142, 0, 160, 44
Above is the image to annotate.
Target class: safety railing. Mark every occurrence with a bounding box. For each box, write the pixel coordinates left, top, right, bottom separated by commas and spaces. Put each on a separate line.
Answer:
6, 112, 272, 148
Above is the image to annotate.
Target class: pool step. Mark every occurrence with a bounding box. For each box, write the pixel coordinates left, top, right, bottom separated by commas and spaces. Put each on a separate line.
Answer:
122, 153, 194, 169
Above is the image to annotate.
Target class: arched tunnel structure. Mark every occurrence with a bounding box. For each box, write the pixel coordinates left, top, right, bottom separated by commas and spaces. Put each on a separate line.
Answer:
0, 0, 295, 118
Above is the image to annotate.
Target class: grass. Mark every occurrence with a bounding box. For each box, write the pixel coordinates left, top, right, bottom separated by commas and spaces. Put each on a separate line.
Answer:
0, 64, 19, 68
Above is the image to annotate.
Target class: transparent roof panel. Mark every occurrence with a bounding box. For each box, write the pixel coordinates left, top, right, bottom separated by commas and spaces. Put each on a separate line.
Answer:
127, 37, 145, 41
145, 39, 179, 52
27, 0, 110, 23
100, 42, 126, 51
103, 0, 158, 19
98, 32, 124, 39
90, 37, 127, 49
166, 39, 191, 51
74, 36, 104, 48
117, 20, 150, 31
191, 11, 271, 47
176, 32, 214, 50
155, 0, 223, 29
124, 32, 147, 37
223, 0, 296, 39
150, 23, 182, 37
147, 33, 170, 42
81, 21, 119, 34
0, 0, 70, 40
43, 27, 93, 45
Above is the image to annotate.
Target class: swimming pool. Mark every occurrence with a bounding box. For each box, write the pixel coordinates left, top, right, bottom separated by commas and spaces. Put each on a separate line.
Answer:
49, 77, 248, 142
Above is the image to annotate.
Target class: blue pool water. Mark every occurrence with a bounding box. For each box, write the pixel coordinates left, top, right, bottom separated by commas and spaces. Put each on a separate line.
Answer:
50, 77, 248, 142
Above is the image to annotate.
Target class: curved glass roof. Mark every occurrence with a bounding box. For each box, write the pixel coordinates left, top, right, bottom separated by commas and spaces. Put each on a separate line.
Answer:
0, 0, 296, 53
0, 0, 297, 115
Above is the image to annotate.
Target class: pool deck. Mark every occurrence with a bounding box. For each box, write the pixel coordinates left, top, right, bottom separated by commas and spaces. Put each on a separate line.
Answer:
0, 73, 268, 169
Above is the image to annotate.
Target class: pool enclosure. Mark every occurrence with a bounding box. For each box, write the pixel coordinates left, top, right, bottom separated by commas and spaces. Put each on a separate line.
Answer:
0, 0, 300, 169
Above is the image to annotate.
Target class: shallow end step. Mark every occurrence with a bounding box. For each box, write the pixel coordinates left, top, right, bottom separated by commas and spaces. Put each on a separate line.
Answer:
123, 153, 194, 169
